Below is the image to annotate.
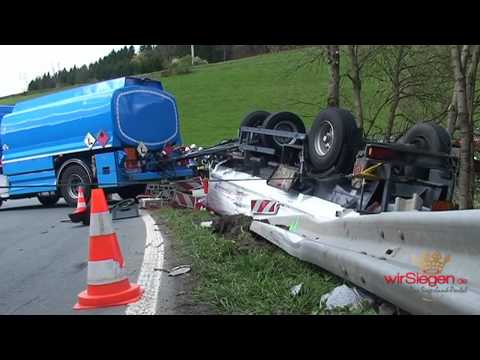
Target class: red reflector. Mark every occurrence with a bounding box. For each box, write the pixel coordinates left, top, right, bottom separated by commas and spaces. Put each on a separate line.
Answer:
367, 146, 397, 160
432, 201, 456, 211
125, 148, 138, 160
97, 131, 110, 147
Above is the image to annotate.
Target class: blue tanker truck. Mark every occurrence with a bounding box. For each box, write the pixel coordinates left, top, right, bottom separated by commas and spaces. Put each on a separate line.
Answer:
0, 77, 193, 208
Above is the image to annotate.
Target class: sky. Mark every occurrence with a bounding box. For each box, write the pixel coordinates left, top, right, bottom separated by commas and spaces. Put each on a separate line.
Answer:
0, 45, 138, 98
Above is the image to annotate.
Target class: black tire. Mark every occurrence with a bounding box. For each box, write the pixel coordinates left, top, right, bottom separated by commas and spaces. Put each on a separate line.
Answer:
240, 110, 270, 128
240, 111, 271, 150
262, 112, 306, 153
117, 184, 147, 200
307, 108, 361, 173
399, 122, 452, 179
37, 193, 60, 207
59, 164, 92, 207
400, 122, 451, 154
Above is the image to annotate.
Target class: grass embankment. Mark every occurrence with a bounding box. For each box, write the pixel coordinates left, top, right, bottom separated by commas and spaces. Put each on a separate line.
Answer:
153, 208, 377, 315
0, 48, 385, 146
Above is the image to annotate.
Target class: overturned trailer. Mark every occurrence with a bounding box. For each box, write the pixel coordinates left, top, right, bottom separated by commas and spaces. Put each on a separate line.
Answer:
196, 108, 480, 315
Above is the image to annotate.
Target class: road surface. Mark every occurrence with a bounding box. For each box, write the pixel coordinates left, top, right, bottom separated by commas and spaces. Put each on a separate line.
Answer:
0, 197, 146, 315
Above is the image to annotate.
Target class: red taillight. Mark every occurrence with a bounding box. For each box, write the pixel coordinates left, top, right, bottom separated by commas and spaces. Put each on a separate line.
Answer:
367, 146, 398, 161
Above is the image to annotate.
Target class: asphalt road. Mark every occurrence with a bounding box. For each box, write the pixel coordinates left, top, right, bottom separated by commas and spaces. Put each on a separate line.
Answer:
0, 197, 146, 315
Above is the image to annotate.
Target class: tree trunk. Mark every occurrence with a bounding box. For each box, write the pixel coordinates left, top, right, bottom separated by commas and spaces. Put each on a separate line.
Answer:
451, 45, 473, 209
466, 45, 480, 206
447, 92, 457, 136
385, 46, 405, 142
449, 46, 473, 136
347, 45, 364, 133
326, 45, 340, 107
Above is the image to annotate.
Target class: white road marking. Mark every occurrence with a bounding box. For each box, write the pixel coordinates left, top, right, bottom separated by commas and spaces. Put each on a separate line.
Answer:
126, 212, 165, 315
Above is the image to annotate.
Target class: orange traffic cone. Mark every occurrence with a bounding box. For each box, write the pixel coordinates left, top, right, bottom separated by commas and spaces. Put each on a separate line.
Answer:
68, 187, 89, 225
74, 187, 87, 214
73, 188, 143, 310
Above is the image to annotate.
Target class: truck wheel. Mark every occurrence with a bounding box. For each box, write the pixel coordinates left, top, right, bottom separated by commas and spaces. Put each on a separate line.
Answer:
240, 111, 270, 150
307, 108, 361, 173
240, 110, 270, 129
37, 193, 60, 207
400, 122, 451, 154
59, 164, 92, 207
117, 184, 147, 200
399, 122, 452, 179
262, 112, 306, 153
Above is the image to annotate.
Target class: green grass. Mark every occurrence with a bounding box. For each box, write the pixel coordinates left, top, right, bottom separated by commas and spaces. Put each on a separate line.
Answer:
0, 49, 354, 145
0, 48, 394, 146
153, 208, 377, 315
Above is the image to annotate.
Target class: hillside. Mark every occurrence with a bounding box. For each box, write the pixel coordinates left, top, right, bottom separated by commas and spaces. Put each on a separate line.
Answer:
0, 48, 382, 146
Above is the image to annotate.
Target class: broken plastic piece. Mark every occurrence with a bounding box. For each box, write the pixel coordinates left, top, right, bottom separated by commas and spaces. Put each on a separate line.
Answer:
168, 265, 192, 277
290, 283, 303, 297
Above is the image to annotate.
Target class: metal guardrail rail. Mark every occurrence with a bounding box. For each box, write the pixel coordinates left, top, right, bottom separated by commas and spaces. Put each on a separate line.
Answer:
251, 210, 480, 315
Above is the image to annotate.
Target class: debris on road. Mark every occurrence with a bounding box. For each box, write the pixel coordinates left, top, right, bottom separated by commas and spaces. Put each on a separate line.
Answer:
111, 199, 139, 220
168, 265, 192, 277
320, 285, 374, 311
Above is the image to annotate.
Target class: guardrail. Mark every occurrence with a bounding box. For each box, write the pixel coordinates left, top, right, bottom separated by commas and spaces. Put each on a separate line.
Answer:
250, 210, 480, 314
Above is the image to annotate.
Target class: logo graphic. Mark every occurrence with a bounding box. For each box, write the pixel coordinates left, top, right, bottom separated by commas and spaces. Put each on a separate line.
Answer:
384, 250, 468, 293
412, 251, 451, 276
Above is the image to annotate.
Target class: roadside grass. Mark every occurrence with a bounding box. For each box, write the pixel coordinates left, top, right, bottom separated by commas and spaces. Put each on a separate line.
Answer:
153, 207, 377, 315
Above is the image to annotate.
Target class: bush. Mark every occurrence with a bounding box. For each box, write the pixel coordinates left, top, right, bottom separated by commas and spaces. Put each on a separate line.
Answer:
163, 55, 193, 76
193, 56, 208, 66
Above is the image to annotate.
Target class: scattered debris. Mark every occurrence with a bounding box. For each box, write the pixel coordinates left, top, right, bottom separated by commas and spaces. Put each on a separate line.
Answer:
139, 198, 168, 210
168, 265, 192, 277
212, 215, 253, 236
40, 230, 48, 234
290, 283, 303, 297
200, 221, 213, 228
111, 199, 139, 220
320, 284, 375, 311
378, 302, 398, 315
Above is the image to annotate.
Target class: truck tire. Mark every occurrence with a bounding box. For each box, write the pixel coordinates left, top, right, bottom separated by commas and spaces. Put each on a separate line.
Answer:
59, 164, 92, 207
307, 108, 361, 173
262, 112, 306, 153
240, 111, 270, 151
117, 184, 147, 200
37, 193, 60, 207
240, 110, 270, 129
399, 122, 452, 179
400, 122, 451, 154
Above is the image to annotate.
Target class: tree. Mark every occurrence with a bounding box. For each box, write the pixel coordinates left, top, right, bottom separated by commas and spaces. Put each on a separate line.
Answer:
323, 45, 340, 107
451, 45, 480, 209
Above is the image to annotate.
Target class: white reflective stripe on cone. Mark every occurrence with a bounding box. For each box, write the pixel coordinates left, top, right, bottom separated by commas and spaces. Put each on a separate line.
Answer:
90, 211, 115, 237
87, 259, 127, 285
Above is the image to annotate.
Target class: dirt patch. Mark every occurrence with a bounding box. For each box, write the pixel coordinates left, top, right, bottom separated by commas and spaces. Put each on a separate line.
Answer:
152, 215, 219, 315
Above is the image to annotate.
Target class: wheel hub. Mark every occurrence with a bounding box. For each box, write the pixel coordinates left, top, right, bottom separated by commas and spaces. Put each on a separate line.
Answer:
273, 121, 297, 145
315, 120, 334, 156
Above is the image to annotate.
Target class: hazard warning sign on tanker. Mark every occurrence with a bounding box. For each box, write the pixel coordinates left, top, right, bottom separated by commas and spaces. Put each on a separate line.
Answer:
137, 142, 148, 158
97, 131, 110, 147
84, 133, 96, 149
